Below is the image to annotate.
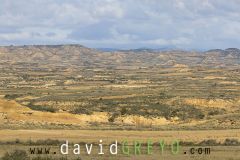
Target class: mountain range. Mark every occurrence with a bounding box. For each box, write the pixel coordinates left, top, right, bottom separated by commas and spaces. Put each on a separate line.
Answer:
0, 45, 239, 68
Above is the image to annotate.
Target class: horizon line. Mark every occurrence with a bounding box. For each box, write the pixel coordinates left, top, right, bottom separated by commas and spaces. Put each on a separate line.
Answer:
0, 43, 239, 52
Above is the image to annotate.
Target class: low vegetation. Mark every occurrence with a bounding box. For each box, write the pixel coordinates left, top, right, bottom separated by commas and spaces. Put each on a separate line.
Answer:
1, 150, 29, 160
27, 103, 57, 113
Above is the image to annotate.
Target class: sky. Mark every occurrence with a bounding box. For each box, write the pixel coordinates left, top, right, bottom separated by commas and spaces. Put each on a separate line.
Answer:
0, 0, 240, 50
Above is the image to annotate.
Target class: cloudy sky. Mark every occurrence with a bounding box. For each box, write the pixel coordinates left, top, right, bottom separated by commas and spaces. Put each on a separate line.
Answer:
0, 0, 240, 50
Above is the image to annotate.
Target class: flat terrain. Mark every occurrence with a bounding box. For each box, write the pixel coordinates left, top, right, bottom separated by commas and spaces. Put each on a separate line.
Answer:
0, 129, 239, 159
0, 129, 240, 143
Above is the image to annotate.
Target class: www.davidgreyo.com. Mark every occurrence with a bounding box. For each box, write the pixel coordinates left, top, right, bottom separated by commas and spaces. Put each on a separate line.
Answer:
59, 139, 180, 156
28, 139, 211, 157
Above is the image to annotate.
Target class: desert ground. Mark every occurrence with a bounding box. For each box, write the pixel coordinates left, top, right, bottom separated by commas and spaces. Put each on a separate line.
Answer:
0, 45, 239, 159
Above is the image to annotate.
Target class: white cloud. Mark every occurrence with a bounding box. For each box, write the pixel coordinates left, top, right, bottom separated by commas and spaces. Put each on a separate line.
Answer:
174, 0, 185, 9
0, 32, 30, 41
0, 0, 239, 49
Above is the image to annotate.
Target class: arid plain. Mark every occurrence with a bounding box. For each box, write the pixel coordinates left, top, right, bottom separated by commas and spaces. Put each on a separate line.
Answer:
0, 45, 239, 159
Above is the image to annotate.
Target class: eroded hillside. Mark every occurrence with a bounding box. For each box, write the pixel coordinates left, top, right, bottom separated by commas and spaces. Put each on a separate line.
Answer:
0, 45, 239, 129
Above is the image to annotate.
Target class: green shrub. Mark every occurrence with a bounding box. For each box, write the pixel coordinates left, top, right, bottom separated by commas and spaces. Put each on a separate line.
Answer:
2, 150, 29, 160
31, 139, 63, 145
120, 107, 128, 115
223, 139, 240, 146
4, 94, 22, 99
207, 108, 226, 116
27, 103, 57, 113
70, 107, 93, 115
32, 157, 69, 160
108, 112, 120, 123
198, 139, 220, 146
32, 157, 54, 160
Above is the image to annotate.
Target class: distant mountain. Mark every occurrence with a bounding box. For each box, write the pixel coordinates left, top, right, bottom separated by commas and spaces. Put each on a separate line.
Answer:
206, 48, 240, 55
118, 47, 177, 52
225, 48, 240, 53
96, 47, 176, 52
96, 48, 120, 52
0, 45, 239, 68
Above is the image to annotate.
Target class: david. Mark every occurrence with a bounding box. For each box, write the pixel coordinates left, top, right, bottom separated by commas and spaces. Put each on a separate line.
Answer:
60, 140, 118, 155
